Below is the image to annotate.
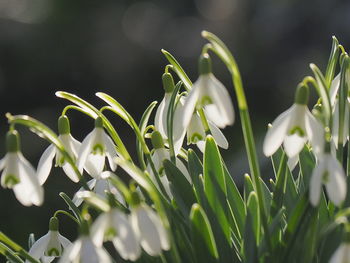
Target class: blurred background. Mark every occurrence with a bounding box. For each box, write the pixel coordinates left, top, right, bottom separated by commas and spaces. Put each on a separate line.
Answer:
0, 0, 349, 253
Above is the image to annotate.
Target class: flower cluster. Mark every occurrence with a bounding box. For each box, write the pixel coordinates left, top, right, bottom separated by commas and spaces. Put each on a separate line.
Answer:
1, 32, 350, 263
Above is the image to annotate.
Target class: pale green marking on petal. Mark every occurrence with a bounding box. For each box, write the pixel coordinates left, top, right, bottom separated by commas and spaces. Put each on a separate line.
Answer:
3, 174, 20, 188
288, 126, 305, 137
92, 144, 105, 155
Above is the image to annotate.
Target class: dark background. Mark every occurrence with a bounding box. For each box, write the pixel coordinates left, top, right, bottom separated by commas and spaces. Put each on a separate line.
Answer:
0, 0, 349, 253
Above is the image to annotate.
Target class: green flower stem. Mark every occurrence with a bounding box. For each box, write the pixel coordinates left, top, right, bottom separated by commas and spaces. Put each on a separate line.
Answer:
201, 30, 272, 252
0, 242, 23, 263
53, 210, 80, 224
62, 105, 92, 117
0, 233, 40, 263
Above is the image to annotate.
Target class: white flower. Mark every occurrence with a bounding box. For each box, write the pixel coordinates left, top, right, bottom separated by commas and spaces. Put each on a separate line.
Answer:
182, 54, 234, 130
37, 133, 81, 185
329, 242, 350, 263
0, 131, 43, 206
263, 103, 324, 158
73, 171, 125, 207
58, 236, 111, 263
91, 209, 141, 261
309, 153, 347, 206
131, 204, 170, 256
26, 217, 71, 263
187, 112, 228, 152
77, 117, 117, 177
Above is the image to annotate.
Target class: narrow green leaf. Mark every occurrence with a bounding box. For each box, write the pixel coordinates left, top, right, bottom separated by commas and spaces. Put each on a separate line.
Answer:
298, 146, 316, 194
244, 174, 254, 203
188, 149, 205, 205
163, 159, 196, 215
310, 64, 332, 125
325, 36, 340, 87
243, 204, 258, 263
161, 49, 192, 90
59, 192, 83, 223
247, 192, 260, 245
137, 101, 157, 169
190, 204, 219, 263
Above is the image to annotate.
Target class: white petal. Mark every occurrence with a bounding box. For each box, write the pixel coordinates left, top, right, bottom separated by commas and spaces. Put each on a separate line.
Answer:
111, 210, 141, 261
16, 154, 43, 206
187, 113, 205, 144
94, 179, 109, 198
26, 233, 50, 261
287, 155, 299, 171
309, 161, 324, 206
0, 155, 6, 171
86, 153, 105, 177
131, 206, 168, 256
182, 83, 201, 129
62, 163, 80, 183
72, 179, 96, 206
155, 94, 172, 139
208, 121, 228, 149
283, 134, 307, 158
172, 100, 187, 156
196, 141, 205, 152
58, 234, 72, 248
37, 144, 56, 185
205, 74, 234, 128
330, 243, 346, 263
329, 74, 340, 106
76, 131, 94, 173
91, 213, 109, 246
263, 106, 293, 157
305, 109, 324, 156
58, 239, 81, 263
325, 155, 347, 206
103, 133, 117, 171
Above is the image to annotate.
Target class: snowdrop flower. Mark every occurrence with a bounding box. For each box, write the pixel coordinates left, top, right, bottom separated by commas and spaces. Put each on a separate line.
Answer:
329, 242, 350, 263
77, 117, 117, 177
131, 204, 170, 256
155, 72, 187, 155
182, 53, 234, 129
263, 84, 324, 159
37, 115, 80, 185
187, 112, 228, 152
59, 221, 111, 263
309, 153, 347, 206
0, 130, 43, 206
73, 171, 125, 207
148, 131, 191, 198
91, 209, 141, 261
26, 217, 71, 263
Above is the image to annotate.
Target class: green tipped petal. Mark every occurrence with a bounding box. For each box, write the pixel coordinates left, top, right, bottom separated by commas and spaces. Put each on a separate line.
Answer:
58, 115, 71, 135
199, 53, 212, 75
151, 131, 164, 149
162, 73, 175, 93
294, 84, 309, 105
6, 130, 20, 153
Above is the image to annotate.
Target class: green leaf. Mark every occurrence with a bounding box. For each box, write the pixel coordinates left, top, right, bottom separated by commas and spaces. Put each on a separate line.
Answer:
203, 136, 233, 262
161, 49, 192, 90
244, 174, 254, 203
325, 36, 340, 87
187, 149, 205, 205
297, 146, 316, 194
310, 64, 332, 125
137, 101, 157, 169
59, 192, 83, 223
224, 165, 245, 241
243, 202, 258, 263
163, 159, 196, 215
247, 192, 260, 245
190, 204, 219, 263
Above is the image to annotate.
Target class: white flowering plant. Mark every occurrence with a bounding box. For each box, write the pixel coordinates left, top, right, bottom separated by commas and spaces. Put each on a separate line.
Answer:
0, 31, 350, 263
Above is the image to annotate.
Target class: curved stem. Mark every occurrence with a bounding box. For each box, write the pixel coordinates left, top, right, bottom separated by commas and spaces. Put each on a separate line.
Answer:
201, 30, 272, 253
54, 210, 80, 224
